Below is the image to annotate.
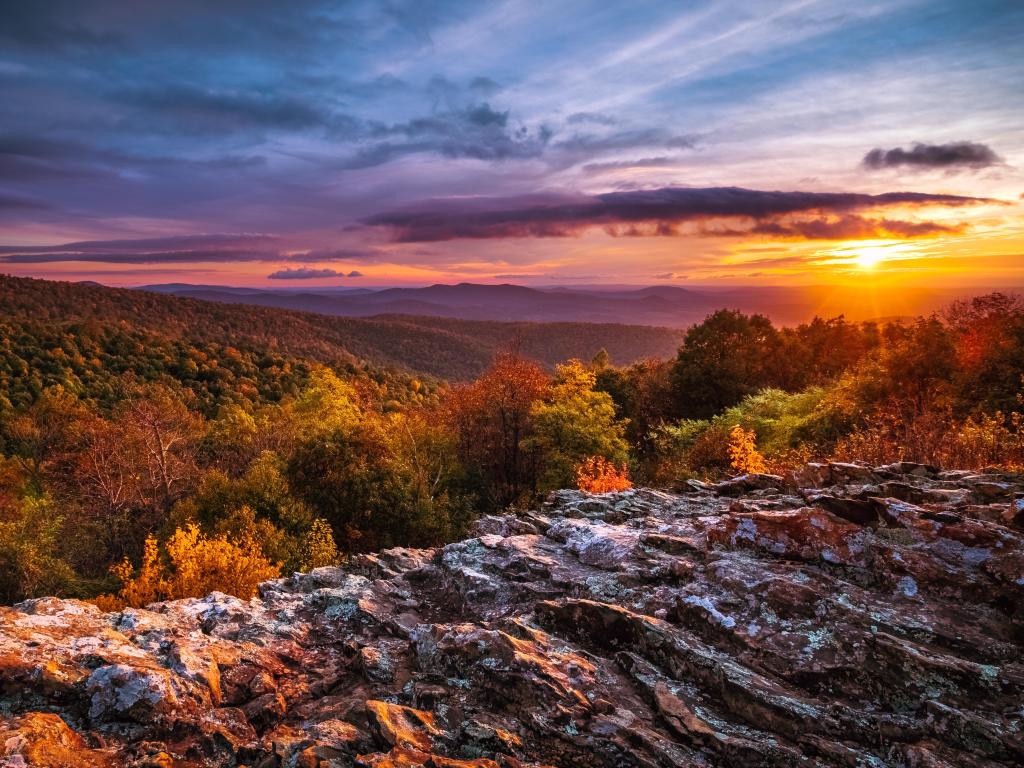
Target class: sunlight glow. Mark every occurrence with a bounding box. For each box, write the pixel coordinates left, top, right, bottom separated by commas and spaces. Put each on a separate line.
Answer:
856, 247, 886, 270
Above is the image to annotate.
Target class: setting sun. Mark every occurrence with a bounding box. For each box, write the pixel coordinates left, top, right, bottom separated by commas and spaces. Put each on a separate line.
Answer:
856, 247, 886, 269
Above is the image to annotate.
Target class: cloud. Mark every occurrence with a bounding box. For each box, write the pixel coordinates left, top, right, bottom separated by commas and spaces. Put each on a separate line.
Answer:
0, 191, 52, 211
747, 215, 962, 240
0, 234, 280, 263
0, 233, 376, 264
268, 266, 343, 279
115, 84, 343, 135
566, 112, 619, 126
862, 142, 1002, 171
582, 156, 676, 174
366, 186, 994, 242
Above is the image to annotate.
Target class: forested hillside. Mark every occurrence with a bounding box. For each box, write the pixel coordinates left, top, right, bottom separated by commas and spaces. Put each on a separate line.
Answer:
0, 276, 685, 383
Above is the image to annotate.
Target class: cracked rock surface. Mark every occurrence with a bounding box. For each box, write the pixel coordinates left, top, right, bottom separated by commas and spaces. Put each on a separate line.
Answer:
1, 462, 1023, 767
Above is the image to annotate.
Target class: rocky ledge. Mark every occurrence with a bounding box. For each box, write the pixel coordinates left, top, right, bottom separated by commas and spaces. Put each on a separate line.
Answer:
2, 462, 1024, 767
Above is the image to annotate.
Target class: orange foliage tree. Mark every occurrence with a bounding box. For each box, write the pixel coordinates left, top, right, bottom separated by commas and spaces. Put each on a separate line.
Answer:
575, 456, 632, 493
444, 350, 550, 509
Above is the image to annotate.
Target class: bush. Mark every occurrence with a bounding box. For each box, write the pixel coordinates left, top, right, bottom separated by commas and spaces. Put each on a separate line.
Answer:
95, 524, 280, 609
575, 456, 632, 493
728, 425, 767, 474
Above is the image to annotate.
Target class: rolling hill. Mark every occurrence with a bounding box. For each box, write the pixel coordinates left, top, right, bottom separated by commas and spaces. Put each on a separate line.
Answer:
137, 281, 993, 327
0, 275, 686, 381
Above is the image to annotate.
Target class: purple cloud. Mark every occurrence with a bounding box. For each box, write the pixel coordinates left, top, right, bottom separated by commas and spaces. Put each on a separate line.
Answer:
366, 186, 994, 242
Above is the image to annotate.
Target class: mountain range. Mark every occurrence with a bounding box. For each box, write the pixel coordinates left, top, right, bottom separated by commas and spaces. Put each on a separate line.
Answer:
138, 282, 999, 327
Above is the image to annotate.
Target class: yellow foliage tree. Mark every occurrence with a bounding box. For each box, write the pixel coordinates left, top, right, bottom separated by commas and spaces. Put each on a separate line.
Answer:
575, 456, 632, 493
301, 518, 340, 571
94, 524, 281, 610
728, 425, 767, 474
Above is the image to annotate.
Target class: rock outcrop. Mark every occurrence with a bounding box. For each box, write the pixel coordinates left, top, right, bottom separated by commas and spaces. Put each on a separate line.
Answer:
2, 463, 1023, 767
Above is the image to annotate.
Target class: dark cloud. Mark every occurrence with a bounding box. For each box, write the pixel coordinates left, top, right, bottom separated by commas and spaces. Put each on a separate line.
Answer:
114, 85, 341, 135
366, 186, 993, 242
0, 3, 122, 51
468, 77, 501, 96
0, 191, 52, 211
0, 135, 266, 181
268, 267, 343, 279
0, 249, 279, 265
862, 141, 1001, 171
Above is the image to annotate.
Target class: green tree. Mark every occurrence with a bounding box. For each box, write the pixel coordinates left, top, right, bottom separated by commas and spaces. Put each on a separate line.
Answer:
670, 310, 782, 419
170, 452, 315, 569
0, 495, 78, 603
287, 411, 472, 553
526, 360, 629, 491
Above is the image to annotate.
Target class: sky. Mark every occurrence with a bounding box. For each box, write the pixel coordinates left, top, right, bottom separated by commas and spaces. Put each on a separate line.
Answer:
1, 0, 1023, 288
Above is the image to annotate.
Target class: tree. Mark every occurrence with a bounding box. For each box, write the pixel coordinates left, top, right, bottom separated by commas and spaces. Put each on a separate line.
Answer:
596, 358, 673, 464
117, 383, 203, 515
287, 410, 472, 552
169, 451, 316, 569
575, 456, 632, 493
0, 495, 77, 603
444, 351, 550, 508
2, 385, 86, 493
671, 310, 782, 419
292, 366, 362, 439
301, 518, 340, 570
946, 293, 1024, 413
526, 360, 629, 491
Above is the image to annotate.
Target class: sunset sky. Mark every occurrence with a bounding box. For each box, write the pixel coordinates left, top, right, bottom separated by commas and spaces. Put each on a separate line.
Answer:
1, 0, 1022, 287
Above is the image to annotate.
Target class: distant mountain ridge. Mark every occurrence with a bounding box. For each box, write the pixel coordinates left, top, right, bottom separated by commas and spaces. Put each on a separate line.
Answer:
137, 281, 994, 327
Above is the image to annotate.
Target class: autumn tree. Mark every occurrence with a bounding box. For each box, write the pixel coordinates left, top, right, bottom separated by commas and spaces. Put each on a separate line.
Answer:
286, 409, 471, 552
2, 385, 86, 493
946, 293, 1024, 413
444, 351, 550, 508
117, 383, 203, 515
728, 425, 767, 474
170, 452, 318, 569
96, 523, 280, 609
0, 495, 77, 603
526, 360, 629, 492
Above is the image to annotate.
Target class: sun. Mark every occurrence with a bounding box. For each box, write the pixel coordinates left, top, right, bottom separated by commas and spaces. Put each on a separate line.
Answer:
854, 245, 887, 270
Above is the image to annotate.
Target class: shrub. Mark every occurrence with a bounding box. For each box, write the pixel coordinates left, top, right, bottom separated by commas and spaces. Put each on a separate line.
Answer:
728, 425, 767, 474
301, 518, 340, 570
575, 456, 632, 493
95, 524, 280, 609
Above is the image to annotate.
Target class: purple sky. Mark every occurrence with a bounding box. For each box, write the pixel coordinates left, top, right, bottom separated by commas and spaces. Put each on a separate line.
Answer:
1, 0, 1022, 287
